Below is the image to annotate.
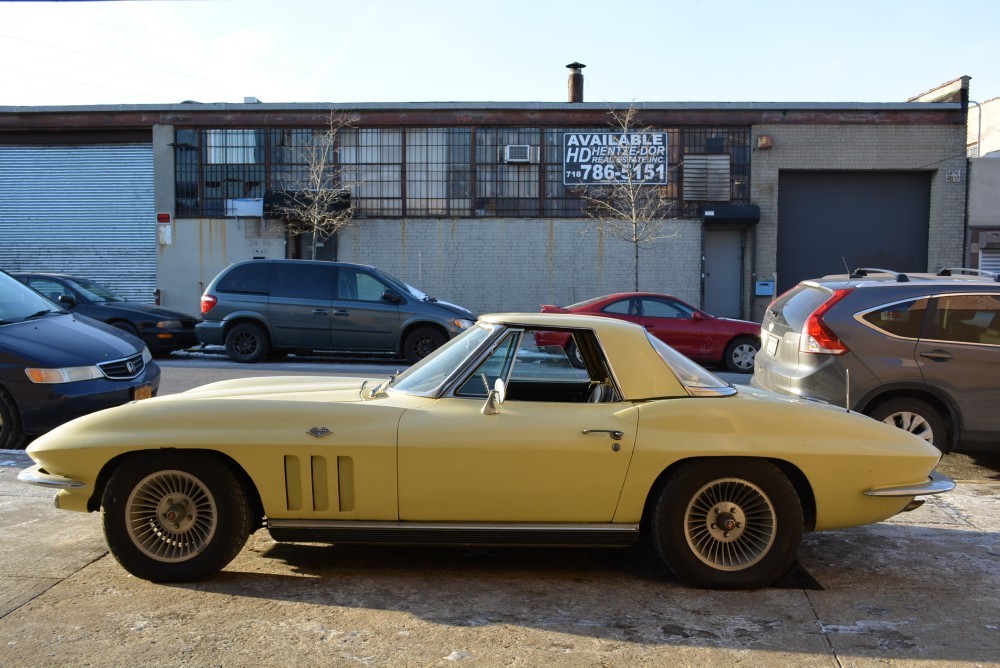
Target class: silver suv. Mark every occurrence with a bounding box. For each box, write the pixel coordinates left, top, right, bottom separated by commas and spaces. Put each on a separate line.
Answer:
196, 260, 475, 363
752, 268, 1000, 452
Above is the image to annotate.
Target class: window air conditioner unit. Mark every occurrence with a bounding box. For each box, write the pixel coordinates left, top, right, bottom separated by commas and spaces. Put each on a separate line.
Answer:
502, 145, 537, 164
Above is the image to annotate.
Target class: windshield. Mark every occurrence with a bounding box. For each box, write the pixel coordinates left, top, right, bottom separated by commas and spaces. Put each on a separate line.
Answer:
67, 277, 124, 302
645, 333, 736, 397
0, 272, 65, 323
376, 268, 429, 301
392, 323, 498, 395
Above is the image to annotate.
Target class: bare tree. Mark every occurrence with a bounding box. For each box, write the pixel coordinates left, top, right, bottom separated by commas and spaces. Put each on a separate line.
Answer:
269, 111, 360, 260
575, 104, 678, 291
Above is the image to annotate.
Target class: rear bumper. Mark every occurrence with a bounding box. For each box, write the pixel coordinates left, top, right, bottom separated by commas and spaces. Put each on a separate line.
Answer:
195, 320, 226, 345
864, 471, 956, 497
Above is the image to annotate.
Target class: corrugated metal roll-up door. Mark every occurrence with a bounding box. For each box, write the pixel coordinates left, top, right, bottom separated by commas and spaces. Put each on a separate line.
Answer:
0, 144, 155, 303
981, 249, 1000, 274
776, 171, 931, 294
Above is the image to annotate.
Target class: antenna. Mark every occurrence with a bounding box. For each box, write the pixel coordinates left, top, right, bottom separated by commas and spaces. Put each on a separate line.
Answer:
845, 368, 851, 412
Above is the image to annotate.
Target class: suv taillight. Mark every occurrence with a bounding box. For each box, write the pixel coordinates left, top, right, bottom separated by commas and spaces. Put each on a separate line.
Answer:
201, 294, 218, 315
800, 288, 853, 355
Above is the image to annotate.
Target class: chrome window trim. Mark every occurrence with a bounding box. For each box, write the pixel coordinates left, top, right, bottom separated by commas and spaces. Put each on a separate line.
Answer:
853, 291, 1000, 347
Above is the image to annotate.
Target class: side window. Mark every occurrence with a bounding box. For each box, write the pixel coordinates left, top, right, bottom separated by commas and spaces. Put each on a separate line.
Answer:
927, 294, 1000, 345
217, 263, 271, 295
26, 278, 68, 302
860, 298, 928, 339
642, 298, 692, 319
601, 299, 633, 316
337, 268, 389, 302
455, 329, 595, 401
271, 264, 335, 300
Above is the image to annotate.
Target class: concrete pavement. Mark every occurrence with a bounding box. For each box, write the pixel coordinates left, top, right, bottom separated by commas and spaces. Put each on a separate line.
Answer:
1, 449, 997, 666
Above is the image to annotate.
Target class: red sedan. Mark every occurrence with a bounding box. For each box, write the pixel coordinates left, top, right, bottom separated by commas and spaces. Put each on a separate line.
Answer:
540, 293, 761, 372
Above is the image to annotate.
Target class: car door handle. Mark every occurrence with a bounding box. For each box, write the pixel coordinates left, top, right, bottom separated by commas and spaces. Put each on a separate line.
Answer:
582, 429, 624, 440
332, 309, 351, 316
312, 308, 330, 315
919, 350, 953, 361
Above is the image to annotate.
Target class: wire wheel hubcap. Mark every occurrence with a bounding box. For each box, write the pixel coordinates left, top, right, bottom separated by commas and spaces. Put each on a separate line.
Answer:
685, 477, 776, 571
125, 470, 218, 562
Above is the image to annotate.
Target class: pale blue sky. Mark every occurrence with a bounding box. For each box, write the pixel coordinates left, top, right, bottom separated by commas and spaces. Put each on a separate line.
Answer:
1, 0, 997, 107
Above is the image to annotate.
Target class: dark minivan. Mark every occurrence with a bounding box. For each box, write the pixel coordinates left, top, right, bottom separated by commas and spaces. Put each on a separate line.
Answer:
0, 270, 160, 449
196, 260, 476, 363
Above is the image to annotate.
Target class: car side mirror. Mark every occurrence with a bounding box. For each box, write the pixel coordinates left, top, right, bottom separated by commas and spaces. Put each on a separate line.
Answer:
691, 311, 704, 321
57, 294, 78, 308
482, 379, 506, 415
382, 288, 403, 304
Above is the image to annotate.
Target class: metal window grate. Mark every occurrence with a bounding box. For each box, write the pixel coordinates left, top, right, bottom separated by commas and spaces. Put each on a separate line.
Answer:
174, 124, 750, 218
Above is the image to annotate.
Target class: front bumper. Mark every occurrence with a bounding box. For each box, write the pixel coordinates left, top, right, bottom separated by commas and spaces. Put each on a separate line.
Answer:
17, 464, 85, 490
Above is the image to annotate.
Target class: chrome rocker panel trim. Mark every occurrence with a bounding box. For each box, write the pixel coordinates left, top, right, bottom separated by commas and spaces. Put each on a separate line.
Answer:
267, 520, 640, 547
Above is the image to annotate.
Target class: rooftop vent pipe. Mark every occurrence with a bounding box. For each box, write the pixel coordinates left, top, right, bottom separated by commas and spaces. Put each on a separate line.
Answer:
567, 62, 585, 103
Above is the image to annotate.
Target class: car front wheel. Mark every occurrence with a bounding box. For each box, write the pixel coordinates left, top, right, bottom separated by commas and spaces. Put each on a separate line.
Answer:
101, 452, 252, 582
403, 326, 446, 363
651, 458, 803, 589
867, 398, 950, 452
225, 323, 269, 363
0, 387, 26, 450
724, 336, 760, 373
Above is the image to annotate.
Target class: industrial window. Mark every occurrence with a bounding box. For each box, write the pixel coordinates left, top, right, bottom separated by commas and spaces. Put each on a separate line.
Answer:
174, 124, 750, 219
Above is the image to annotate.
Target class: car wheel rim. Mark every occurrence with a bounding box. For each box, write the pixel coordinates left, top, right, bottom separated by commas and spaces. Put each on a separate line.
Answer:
125, 470, 218, 562
413, 337, 435, 358
732, 344, 757, 370
234, 332, 258, 356
684, 477, 776, 571
882, 411, 934, 443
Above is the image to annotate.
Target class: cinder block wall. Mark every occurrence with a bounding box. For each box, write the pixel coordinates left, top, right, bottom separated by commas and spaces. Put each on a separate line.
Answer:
336, 218, 703, 315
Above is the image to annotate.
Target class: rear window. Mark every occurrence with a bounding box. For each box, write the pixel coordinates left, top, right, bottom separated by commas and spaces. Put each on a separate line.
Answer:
217, 263, 271, 295
926, 294, 1000, 345
768, 285, 829, 330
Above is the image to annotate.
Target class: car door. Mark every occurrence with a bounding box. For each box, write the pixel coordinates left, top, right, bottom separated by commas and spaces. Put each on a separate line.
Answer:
329, 266, 400, 351
916, 293, 1000, 435
267, 263, 336, 348
397, 329, 638, 522
636, 297, 714, 359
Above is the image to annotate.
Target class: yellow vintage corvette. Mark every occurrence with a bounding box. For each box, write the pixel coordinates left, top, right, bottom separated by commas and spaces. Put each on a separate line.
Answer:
19, 313, 954, 589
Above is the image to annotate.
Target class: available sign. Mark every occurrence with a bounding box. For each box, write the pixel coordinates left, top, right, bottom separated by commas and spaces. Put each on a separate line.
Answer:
563, 132, 668, 186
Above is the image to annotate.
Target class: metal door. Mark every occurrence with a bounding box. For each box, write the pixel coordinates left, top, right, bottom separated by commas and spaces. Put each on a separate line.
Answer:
704, 228, 743, 317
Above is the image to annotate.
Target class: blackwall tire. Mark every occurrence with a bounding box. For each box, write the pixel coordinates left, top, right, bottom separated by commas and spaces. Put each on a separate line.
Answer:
0, 387, 26, 450
867, 397, 950, 453
225, 323, 269, 363
724, 337, 759, 373
652, 458, 803, 589
101, 452, 252, 582
403, 327, 446, 363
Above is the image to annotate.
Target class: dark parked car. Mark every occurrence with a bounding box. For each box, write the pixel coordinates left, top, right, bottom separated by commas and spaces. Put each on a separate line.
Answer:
541, 292, 761, 372
0, 270, 160, 450
752, 267, 1000, 452
196, 259, 476, 363
14, 273, 198, 355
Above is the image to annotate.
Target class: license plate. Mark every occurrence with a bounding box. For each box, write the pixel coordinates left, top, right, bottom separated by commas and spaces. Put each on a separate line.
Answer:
133, 384, 153, 401
766, 334, 779, 357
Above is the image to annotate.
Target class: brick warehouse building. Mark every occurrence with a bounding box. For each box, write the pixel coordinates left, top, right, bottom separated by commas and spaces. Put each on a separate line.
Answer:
0, 74, 971, 321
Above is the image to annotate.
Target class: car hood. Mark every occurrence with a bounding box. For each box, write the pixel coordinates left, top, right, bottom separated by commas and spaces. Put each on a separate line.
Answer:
96, 302, 195, 320
0, 314, 144, 365
181, 375, 379, 401
422, 299, 475, 320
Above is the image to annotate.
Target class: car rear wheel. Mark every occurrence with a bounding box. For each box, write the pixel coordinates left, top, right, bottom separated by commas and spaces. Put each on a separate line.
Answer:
724, 336, 760, 373
867, 398, 950, 452
225, 323, 269, 363
0, 387, 26, 450
101, 452, 252, 582
651, 458, 803, 589
403, 326, 446, 363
